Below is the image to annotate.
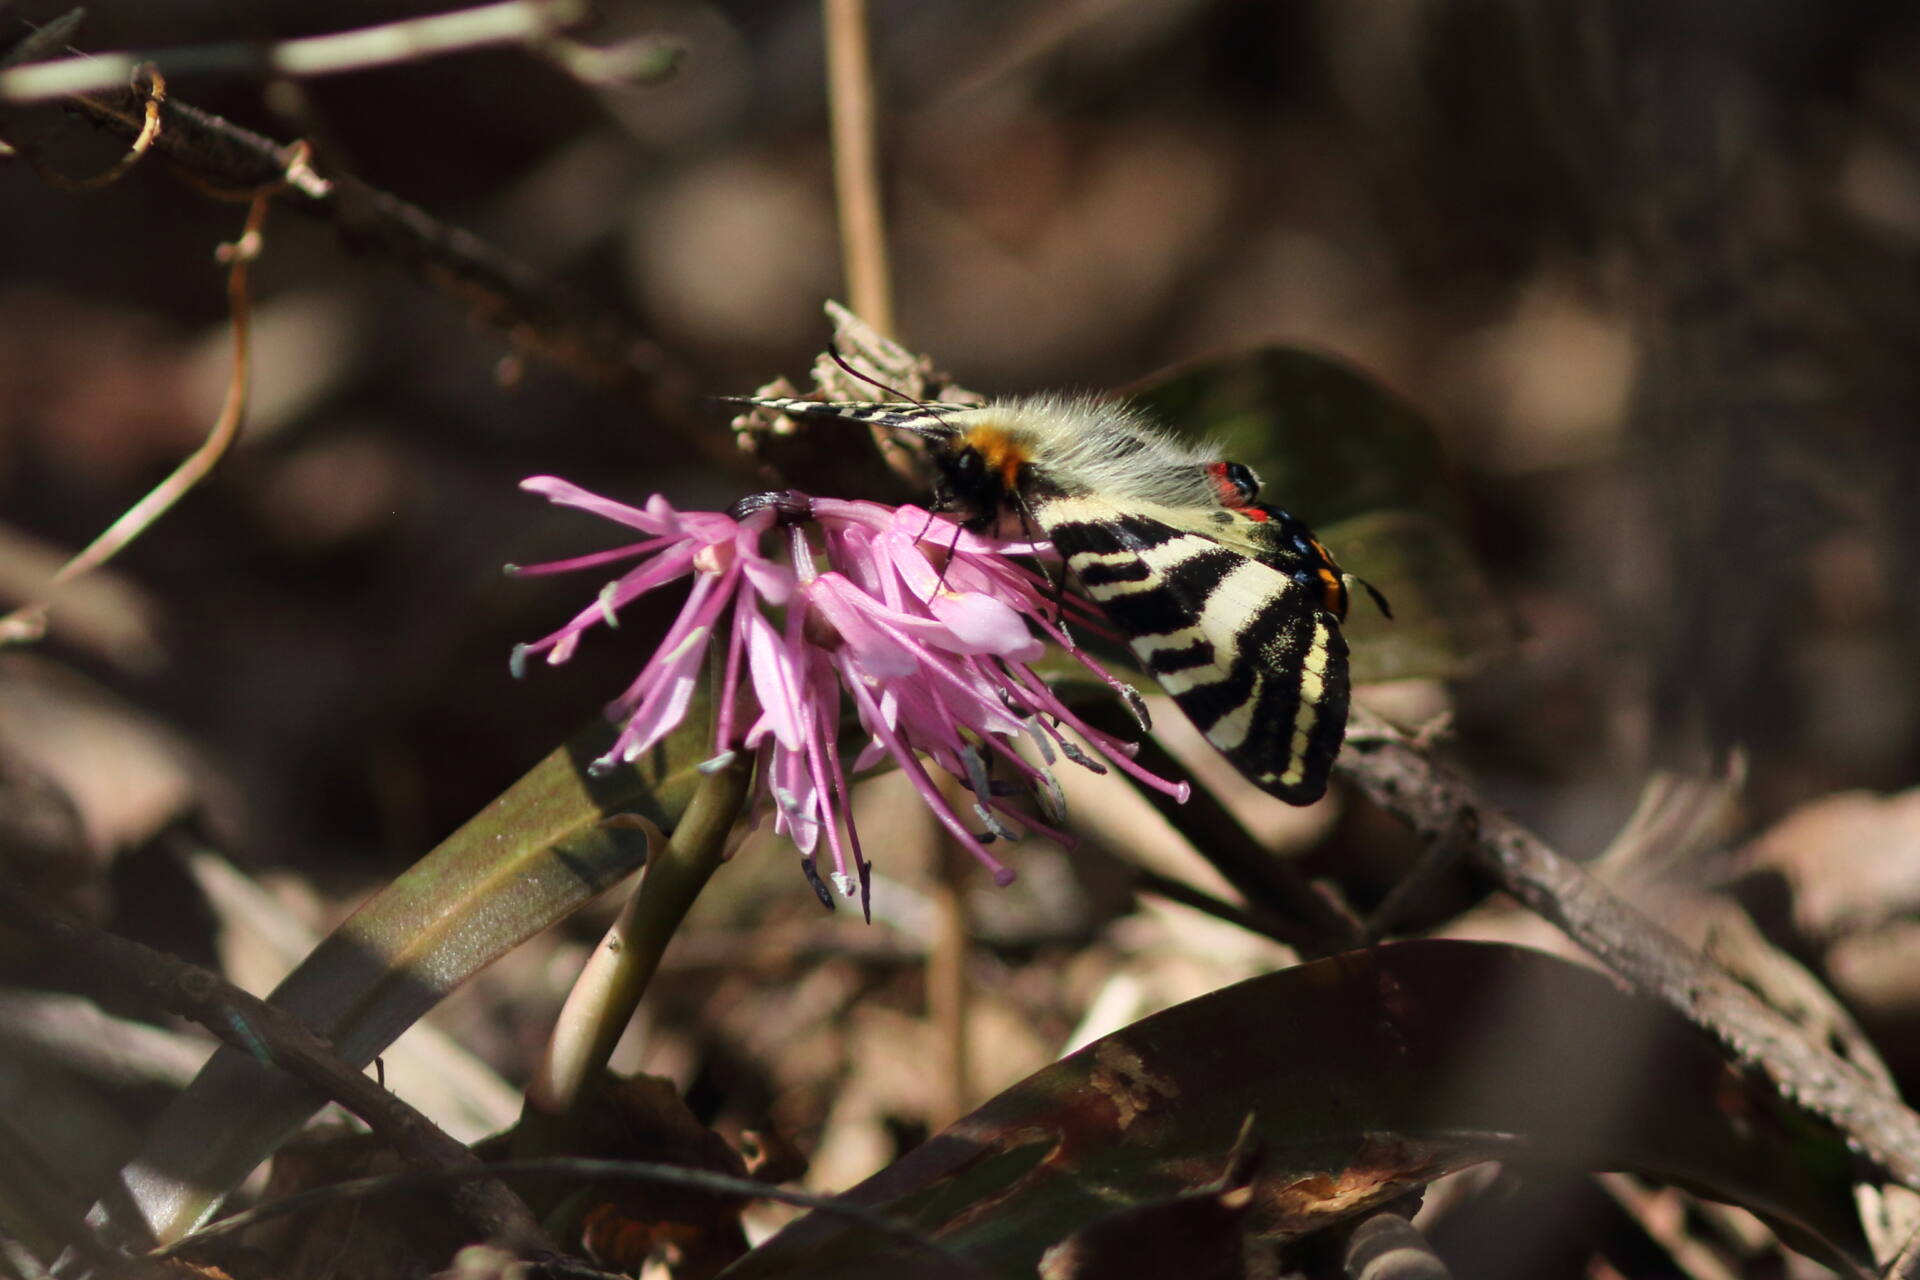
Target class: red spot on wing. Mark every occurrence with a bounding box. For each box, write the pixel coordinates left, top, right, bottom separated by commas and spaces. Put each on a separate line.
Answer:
1205, 462, 1251, 509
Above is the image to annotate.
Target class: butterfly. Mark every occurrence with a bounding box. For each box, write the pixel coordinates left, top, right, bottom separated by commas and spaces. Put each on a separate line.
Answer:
734, 393, 1385, 804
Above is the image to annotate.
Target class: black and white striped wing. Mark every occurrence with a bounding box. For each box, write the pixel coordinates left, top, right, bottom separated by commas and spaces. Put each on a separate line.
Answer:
1040, 498, 1350, 805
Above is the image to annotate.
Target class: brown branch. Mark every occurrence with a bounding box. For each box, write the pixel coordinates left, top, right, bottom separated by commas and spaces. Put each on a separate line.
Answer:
33, 80, 719, 463
15, 62, 164, 191
0, 876, 549, 1253
1339, 705, 1920, 1189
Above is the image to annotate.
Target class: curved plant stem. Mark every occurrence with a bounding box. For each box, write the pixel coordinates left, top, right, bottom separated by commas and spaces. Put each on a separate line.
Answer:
823, 0, 893, 337
515, 753, 753, 1164
0, 155, 287, 647
0, 877, 546, 1253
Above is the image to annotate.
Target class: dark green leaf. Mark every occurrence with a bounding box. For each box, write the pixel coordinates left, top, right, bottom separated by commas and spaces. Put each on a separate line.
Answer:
99, 710, 715, 1245
718, 940, 1868, 1279
1128, 347, 1509, 682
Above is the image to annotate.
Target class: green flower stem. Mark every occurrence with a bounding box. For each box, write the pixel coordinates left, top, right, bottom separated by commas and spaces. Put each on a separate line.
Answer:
514, 753, 752, 1162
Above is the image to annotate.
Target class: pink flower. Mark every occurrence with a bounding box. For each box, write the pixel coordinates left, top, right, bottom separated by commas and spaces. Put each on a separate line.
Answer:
511, 482, 1188, 910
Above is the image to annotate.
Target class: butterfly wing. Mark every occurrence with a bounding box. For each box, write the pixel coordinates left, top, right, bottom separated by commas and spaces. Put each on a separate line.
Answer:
1038, 495, 1350, 805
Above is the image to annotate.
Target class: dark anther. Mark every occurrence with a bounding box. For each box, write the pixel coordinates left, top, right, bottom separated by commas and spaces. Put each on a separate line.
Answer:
731, 490, 814, 525
800, 857, 835, 910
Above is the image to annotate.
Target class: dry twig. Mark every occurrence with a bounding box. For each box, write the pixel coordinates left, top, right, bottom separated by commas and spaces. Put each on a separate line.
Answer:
824, 0, 894, 338
15, 61, 163, 190
0, 1, 597, 102
0, 876, 548, 1253
1340, 705, 1920, 1189
157, 1157, 983, 1276
57, 86, 689, 406
0, 15, 706, 449
0, 151, 285, 647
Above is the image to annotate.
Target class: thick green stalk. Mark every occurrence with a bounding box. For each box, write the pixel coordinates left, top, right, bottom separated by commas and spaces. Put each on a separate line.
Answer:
515, 754, 752, 1162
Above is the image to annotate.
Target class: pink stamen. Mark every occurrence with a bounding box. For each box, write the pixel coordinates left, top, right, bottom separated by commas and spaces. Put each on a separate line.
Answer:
511, 535, 676, 577
713, 594, 753, 753
840, 660, 1016, 886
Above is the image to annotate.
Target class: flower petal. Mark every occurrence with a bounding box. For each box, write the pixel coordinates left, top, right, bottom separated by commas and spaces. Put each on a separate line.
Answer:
926, 590, 1045, 660
522, 477, 681, 535
744, 607, 806, 752
616, 623, 709, 757
808, 576, 920, 678
770, 744, 821, 855
741, 547, 796, 606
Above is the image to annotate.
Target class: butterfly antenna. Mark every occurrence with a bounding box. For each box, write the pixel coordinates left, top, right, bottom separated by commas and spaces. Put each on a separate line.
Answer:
826, 342, 953, 412
1351, 574, 1393, 621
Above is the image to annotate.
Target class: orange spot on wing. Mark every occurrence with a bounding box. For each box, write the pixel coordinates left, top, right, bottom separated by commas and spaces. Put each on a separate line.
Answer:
1319, 571, 1347, 615
1310, 538, 1349, 616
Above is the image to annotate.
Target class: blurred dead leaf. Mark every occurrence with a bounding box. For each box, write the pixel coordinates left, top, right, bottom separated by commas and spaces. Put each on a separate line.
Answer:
560, 1073, 751, 1277
1743, 789, 1920, 940
0, 521, 162, 670
0, 654, 204, 869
